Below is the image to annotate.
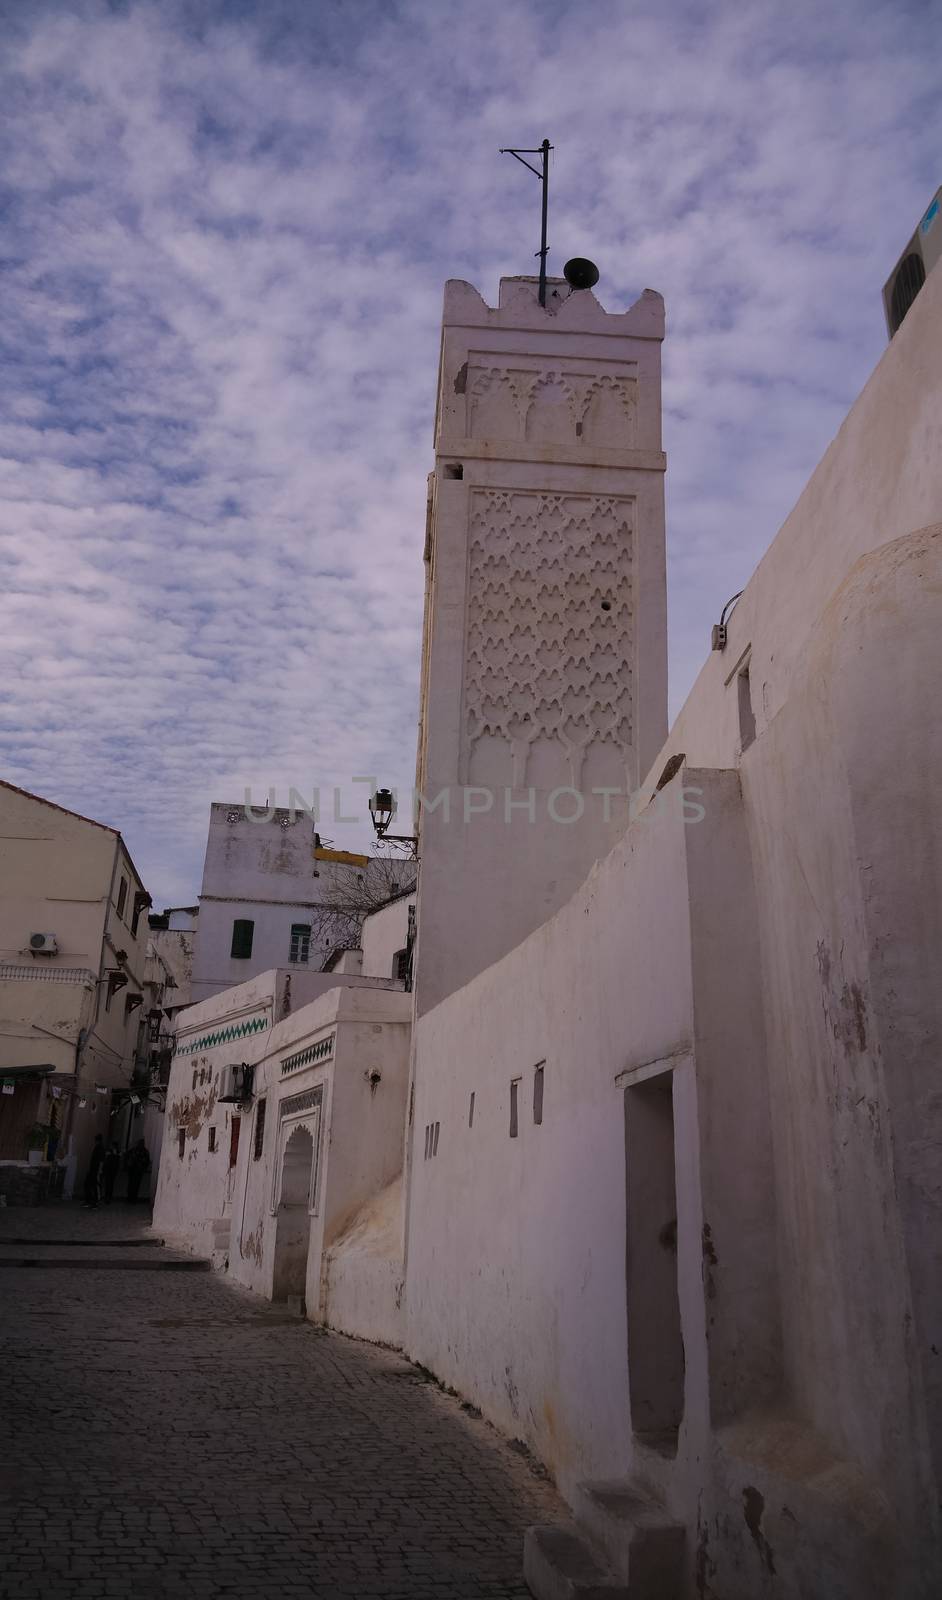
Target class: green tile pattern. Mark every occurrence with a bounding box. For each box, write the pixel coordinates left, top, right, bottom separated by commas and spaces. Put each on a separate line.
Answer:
281, 1034, 335, 1076
177, 1013, 269, 1057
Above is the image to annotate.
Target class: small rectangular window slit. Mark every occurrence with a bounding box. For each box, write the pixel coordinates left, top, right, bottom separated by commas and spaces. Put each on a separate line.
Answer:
510, 1079, 520, 1139
253, 1098, 267, 1161
533, 1063, 544, 1126
469, 1091, 475, 1128
738, 664, 756, 751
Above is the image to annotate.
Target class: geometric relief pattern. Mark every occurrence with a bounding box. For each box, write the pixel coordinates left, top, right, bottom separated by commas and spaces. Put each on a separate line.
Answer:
464, 490, 633, 787
467, 361, 637, 450
279, 1085, 324, 1119
0, 965, 98, 985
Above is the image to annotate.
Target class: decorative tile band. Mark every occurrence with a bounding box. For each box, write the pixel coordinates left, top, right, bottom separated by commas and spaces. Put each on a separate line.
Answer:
177, 1013, 269, 1057
281, 1035, 335, 1076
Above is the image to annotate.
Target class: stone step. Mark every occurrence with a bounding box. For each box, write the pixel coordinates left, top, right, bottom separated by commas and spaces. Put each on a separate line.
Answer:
0, 1253, 210, 1271
523, 1525, 629, 1600
572, 1479, 684, 1599
209, 1218, 231, 1268
0, 1236, 166, 1247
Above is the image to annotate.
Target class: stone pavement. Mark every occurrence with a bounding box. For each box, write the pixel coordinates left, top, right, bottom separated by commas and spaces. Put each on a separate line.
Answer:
0, 1203, 562, 1598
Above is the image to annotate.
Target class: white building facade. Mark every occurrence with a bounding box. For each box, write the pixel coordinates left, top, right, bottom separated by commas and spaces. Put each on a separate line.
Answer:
153, 890, 414, 1333
189, 803, 402, 1004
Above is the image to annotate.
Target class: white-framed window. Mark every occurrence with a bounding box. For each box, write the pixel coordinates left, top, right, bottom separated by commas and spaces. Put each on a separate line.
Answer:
289, 923, 311, 965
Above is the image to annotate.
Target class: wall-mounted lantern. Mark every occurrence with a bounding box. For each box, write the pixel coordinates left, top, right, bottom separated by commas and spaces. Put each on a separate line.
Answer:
368, 789, 418, 852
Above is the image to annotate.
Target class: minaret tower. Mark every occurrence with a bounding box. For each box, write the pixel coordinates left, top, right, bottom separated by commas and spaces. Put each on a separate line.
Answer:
414, 271, 667, 1013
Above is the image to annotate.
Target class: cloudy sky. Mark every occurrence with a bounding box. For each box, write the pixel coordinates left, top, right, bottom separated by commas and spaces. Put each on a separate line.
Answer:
1, 0, 939, 903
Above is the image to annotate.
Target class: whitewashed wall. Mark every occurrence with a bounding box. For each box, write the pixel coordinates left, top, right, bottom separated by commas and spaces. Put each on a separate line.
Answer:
153, 967, 407, 1256
360, 893, 414, 980
400, 265, 942, 1600
152, 970, 282, 1254
223, 986, 411, 1325
191, 805, 389, 1003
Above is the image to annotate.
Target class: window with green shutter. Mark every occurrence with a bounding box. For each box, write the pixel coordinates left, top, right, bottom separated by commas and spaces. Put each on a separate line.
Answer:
231, 919, 254, 959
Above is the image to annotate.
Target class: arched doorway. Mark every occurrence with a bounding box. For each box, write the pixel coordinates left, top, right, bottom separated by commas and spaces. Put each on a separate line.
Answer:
272, 1124, 314, 1302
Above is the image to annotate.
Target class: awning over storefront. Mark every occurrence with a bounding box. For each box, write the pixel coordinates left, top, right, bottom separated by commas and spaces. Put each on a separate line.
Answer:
0, 1064, 57, 1082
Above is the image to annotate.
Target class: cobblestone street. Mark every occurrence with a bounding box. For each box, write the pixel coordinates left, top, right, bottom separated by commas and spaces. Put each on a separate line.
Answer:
0, 1204, 561, 1599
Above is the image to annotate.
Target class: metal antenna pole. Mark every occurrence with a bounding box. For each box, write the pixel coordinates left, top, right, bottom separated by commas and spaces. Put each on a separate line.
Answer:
499, 138, 553, 308
538, 137, 550, 307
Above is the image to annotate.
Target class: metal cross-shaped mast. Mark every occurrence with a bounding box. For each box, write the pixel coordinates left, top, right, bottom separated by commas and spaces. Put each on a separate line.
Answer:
499, 138, 553, 307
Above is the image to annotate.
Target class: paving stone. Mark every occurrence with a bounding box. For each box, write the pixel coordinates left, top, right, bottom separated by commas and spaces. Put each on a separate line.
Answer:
0, 1202, 562, 1598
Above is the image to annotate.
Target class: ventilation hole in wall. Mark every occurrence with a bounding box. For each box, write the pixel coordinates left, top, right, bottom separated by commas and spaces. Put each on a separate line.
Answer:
177, 1128, 186, 1160
433, 1121, 441, 1156
469, 1091, 475, 1128
192, 1069, 198, 1091
510, 1079, 520, 1139
424, 1124, 430, 1160
600, 600, 612, 612
533, 1064, 545, 1126
444, 463, 464, 480
208, 1127, 217, 1152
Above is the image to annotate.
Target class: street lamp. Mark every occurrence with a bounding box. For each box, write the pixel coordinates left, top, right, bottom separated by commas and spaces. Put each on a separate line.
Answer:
368, 788, 396, 838
368, 788, 418, 852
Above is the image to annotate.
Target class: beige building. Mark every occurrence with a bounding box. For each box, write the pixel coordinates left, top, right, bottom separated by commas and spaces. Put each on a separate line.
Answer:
0, 780, 153, 1198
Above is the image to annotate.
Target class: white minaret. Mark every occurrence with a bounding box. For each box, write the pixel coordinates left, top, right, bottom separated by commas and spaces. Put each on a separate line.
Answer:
413, 273, 667, 1014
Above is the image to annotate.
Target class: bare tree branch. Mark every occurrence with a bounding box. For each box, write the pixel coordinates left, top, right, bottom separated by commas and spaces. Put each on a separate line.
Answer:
308, 853, 416, 961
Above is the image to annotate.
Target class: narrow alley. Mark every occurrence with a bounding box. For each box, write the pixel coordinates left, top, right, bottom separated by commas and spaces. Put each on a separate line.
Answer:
0, 1206, 562, 1599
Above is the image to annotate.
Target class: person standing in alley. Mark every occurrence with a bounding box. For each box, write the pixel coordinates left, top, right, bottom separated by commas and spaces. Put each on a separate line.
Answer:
83, 1135, 104, 1208
102, 1140, 121, 1204
125, 1137, 151, 1204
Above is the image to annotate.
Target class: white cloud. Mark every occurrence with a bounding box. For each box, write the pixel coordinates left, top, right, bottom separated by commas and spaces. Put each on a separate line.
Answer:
0, 0, 939, 901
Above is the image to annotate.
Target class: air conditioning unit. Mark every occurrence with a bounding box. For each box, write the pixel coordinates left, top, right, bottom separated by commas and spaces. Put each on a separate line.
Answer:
218, 1062, 255, 1104
28, 932, 58, 955
883, 186, 942, 339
